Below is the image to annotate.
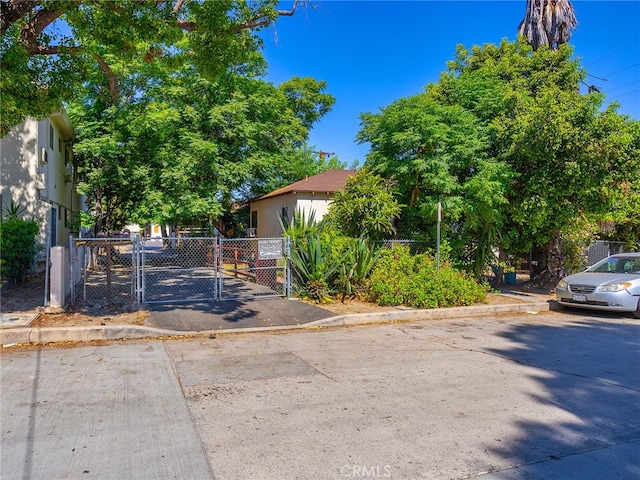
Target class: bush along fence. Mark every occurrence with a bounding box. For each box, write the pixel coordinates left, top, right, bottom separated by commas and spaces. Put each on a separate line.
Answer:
288, 234, 489, 308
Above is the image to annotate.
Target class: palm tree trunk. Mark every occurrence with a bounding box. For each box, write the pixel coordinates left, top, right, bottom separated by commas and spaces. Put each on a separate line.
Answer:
518, 0, 577, 50
532, 232, 564, 289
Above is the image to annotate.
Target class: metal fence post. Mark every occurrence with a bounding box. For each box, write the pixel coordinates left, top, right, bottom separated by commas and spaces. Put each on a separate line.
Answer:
214, 235, 219, 300
218, 236, 224, 300
140, 236, 146, 304
70, 236, 75, 306
285, 236, 291, 298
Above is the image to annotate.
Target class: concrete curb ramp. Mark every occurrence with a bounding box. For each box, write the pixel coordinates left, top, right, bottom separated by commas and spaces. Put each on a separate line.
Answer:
0, 296, 549, 346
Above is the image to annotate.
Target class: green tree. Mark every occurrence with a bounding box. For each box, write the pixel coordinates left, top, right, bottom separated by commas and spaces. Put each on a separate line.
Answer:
358, 39, 639, 286
1, 0, 306, 136
357, 89, 512, 276
436, 40, 637, 285
358, 95, 489, 233
69, 65, 337, 233
279, 76, 335, 130
326, 168, 402, 241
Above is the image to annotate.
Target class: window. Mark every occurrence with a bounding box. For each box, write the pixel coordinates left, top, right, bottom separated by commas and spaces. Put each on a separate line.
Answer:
49, 124, 54, 149
281, 206, 289, 226
65, 147, 70, 169
251, 210, 258, 229
58, 137, 62, 153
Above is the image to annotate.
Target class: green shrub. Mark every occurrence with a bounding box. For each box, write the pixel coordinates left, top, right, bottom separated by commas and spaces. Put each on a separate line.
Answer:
0, 218, 40, 284
368, 244, 489, 308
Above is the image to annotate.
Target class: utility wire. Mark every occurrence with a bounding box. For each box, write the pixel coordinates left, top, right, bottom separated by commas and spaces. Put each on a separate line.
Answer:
603, 63, 640, 78
604, 79, 640, 94
609, 89, 640, 102
585, 41, 638, 67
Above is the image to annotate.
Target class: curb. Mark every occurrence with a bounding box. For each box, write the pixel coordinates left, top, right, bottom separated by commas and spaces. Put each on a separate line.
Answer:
1, 297, 549, 346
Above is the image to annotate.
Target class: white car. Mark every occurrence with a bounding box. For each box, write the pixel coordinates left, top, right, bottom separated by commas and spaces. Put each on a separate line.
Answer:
556, 252, 640, 318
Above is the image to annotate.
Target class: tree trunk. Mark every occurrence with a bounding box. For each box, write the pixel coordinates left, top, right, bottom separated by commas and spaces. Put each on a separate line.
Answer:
94, 187, 104, 235
532, 232, 564, 290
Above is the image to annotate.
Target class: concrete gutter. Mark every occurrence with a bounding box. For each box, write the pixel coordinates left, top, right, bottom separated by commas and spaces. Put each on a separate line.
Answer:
0, 295, 549, 346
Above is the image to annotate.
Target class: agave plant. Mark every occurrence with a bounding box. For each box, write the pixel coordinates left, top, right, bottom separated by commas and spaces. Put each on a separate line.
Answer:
289, 232, 337, 302
336, 237, 382, 301
1, 200, 27, 220
279, 207, 320, 244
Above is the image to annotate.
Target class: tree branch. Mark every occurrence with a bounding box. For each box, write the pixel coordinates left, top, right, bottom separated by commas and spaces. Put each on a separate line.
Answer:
233, 0, 302, 33
93, 53, 120, 101
0, 0, 34, 36
172, 0, 186, 14
19, 5, 64, 53
25, 43, 82, 56
176, 18, 196, 31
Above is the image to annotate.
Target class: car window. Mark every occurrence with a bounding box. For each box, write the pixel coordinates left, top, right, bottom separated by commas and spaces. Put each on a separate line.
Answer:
591, 256, 640, 274
624, 258, 640, 274
593, 260, 618, 272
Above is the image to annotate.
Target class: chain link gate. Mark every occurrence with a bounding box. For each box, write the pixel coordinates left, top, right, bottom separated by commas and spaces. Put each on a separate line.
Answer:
71, 235, 290, 307
141, 237, 219, 304
218, 237, 290, 300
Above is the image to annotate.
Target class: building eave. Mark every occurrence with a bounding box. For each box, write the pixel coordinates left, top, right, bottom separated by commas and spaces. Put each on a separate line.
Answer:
50, 110, 75, 140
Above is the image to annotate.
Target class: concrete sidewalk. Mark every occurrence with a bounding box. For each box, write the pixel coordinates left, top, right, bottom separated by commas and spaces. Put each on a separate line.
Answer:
0, 342, 215, 479
0, 293, 550, 346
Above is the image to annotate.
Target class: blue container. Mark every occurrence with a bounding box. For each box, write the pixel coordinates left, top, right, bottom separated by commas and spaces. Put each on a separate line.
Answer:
504, 272, 517, 284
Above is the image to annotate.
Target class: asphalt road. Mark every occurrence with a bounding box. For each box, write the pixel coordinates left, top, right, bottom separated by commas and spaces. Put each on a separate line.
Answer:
2, 311, 639, 479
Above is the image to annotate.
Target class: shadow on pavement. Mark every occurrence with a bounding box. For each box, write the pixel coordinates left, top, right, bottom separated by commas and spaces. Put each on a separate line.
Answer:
145, 297, 335, 331
485, 319, 640, 477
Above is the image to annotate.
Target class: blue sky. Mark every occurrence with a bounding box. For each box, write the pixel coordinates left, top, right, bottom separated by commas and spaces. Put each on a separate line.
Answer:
260, 1, 640, 166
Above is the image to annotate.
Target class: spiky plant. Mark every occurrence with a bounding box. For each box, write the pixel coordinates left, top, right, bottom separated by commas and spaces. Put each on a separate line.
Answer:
289, 232, 337, 302
336, 237, 382, 301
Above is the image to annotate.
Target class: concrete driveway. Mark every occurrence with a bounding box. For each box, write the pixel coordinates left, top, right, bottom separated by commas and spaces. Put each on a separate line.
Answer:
1, 311, 639, 479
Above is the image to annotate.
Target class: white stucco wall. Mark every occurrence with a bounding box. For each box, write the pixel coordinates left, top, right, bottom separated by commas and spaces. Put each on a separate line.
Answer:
1, 117, 40, 216
250, 192, 332, 238
296, 193, 332, 221
1, 115, 80, 251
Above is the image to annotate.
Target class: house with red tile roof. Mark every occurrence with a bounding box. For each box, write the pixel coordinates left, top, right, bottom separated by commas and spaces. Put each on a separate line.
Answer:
248, 169, 356, 238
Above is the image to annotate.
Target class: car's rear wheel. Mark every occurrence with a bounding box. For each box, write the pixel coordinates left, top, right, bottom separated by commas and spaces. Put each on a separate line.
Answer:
633, 298, 640, 319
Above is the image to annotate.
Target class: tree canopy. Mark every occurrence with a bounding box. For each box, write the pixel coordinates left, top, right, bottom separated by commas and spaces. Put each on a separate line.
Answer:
69, 67, 337, 233
325, 168, 402, 241
1, 0, 307, 136
2, 0, 341, 233
358, 38, 639, 285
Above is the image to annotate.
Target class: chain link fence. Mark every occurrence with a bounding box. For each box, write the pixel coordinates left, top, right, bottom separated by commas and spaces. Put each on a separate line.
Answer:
377, 239, 426, 255
69, 235, 290, 308
586, 241, 628, 266
70, 237, 138, 309
142, 237, 219, 304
